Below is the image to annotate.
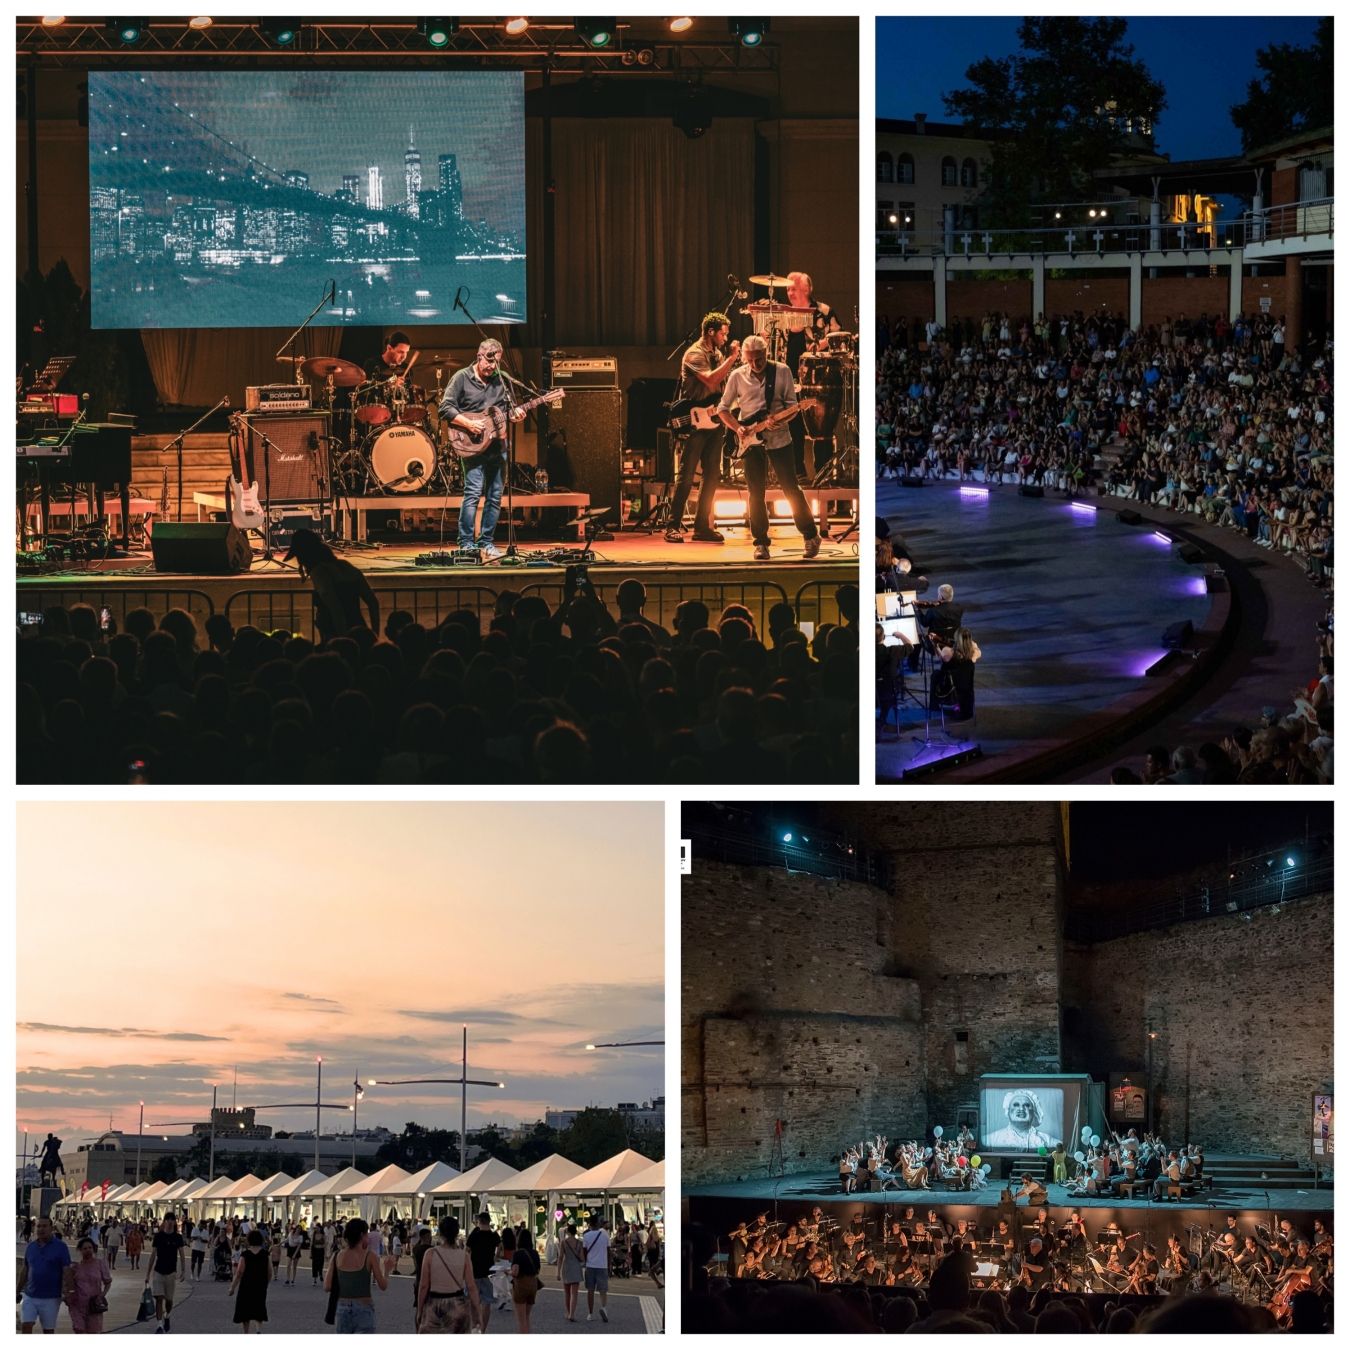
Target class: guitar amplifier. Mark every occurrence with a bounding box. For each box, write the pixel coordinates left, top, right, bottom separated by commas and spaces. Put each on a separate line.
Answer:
549, 358, 618, 389
546, 388, 622, 519
240, 412, 329, 504
246, 384, 312, 412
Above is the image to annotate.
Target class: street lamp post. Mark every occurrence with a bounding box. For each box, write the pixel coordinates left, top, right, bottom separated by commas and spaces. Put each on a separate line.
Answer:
367, 1025, 505, 1173
136, 1102, 144, 1186
252, 1058, 350, 1175
352, 1072, 364, 1169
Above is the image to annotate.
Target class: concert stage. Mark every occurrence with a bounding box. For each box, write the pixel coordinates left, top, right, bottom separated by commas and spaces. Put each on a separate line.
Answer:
16, 526, 858, 640
877, 482, 1250, 783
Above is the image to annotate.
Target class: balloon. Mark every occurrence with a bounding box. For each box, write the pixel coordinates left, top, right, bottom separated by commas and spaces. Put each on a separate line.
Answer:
1037, 1146, 1047, 1156
1081, 1127, 1092, 1141
970, 1156, 981, 1169
933, 1126, 943, 1138
956, 1156, 967, 1168
1090, 1135, 1101, 1148
981, 1164, 992, 1175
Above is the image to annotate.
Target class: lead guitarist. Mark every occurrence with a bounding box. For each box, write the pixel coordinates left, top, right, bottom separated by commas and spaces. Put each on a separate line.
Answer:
439, 338, 525, 560
718, 333, 821, 561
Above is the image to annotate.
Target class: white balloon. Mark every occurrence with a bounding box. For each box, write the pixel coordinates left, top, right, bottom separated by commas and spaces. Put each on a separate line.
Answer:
1074, 1150, 1085, 1163
981, 1164, 992, 1175
1081, 1126, 1092, 1141
933, 1126, 943, 1137
1090, 1135, 1101, 1148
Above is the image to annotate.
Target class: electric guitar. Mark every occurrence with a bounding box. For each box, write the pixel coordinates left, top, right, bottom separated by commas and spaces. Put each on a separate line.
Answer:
444, 388, 565, 458
668, 401, 722, 433
225, 412, 264, 532
731, 398, 822, 455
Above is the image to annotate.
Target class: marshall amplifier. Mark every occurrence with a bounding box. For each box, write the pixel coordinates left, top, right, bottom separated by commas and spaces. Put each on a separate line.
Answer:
549, 357, 618, 389
240, 412, 329, 505
246, 383, 312, 412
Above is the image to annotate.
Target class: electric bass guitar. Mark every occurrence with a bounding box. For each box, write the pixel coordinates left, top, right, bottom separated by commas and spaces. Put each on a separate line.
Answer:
668, 399, 722, 433
225, 411, 264, 532
444, 388, 565, 458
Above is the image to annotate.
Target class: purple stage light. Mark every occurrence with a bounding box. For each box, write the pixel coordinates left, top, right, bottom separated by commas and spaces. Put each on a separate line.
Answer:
959, 485, 989, 498
1069, 501, 1098, 514
1127, 650, 1172, 678
1185, 576, 1208, 597
1153, 531, 1171, 543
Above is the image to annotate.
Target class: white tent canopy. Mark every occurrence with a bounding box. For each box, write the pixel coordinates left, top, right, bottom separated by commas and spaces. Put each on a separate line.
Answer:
269, 1169, 331, 1199
304, 1167, 370, 1198
344, 1164, 412, 1196
194, 1176, 240, 1202
429, 1158, 520, 1196
220, 1173, 264, 1200
135, 1181, 170, 1204
486, 1154, 585, 1194
238, 1172, 294, 1200
567, 1150, 656, 1193
395, 1161, 461, 1196
111, 1183, 153, 1203
175, 1178, 210, 1203
611, 1159, 664, 1193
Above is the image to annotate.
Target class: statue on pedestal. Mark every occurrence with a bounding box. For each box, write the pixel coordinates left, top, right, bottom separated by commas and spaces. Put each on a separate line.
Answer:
38, 1134, 64, 1188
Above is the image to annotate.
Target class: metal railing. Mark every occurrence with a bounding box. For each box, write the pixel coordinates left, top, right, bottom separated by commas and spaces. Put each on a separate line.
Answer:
1253, 197, 1334, 241
15, 586, 215, 627
684, 819, 889, 889
1065, 850, 1333, 944
793, 580, 849, 632
519, 579, 791, 635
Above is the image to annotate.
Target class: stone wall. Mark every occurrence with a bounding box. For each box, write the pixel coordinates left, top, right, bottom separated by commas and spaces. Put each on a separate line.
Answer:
1061, 891, 1333, 1162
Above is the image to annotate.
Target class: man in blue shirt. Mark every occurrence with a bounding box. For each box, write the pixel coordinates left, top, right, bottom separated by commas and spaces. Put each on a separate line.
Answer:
439, 339, 526, 560
17, 1215, 71, 1333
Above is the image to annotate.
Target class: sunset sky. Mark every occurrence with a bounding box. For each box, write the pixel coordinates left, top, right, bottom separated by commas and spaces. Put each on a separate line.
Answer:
17, 802, 663, 1153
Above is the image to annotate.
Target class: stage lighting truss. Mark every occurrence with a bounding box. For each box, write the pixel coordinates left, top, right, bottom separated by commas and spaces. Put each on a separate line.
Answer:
419, 17, 459, 48
728, 17, 769, 47
107, 17, 148, 45
16, 19, 778, 71
260, 18, 301, 46
575, 18, 616, 49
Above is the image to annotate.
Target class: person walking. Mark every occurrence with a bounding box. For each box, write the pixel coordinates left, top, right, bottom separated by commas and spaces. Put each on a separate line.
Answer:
285, 1224, 304, 1285
229, 1229, 272, 1333
146, 1214, 186, 1333
556, 1223, 585, 1322
267, 1225, 283, 1287
464, 1213, 498, 1335
410, 1228, 435, 1317
64, 1235, 112, 1335
581, 1213, 610, 1323
104, 1220, 122, 1271
190, 1220, 210, 1282
509, 1228, 540, 1335
324, 1218, 389, 1335
125, 1222, 144, 1271
18, 1215, 72, 1334
415, 1216, 479, 1334
310, 1220, 327, 1287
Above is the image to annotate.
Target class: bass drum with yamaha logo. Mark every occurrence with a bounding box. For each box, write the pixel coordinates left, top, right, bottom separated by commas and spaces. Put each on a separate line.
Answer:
367, 424, 439, 493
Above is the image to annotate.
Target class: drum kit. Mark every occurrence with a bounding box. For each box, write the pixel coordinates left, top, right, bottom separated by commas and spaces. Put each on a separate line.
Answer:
741, 273, 858, 486
285, 352, 462, 497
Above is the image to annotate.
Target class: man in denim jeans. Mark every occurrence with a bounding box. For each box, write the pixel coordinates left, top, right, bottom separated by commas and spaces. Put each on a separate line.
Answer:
441, 340, 526, 561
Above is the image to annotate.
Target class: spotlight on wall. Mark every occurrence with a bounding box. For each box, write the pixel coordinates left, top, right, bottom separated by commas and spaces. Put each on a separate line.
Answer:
419, 18, 458, 47
575, 18, 615, 48
728, 17, 768, 47
41, 14, 66, 25
187, 15, 213, 28
668, 16, 692, 32
1286, 856, 1296, 867
782, 833, 792, 842
504, 16, 529, 35
107, 18, 148, 43
259, 18, 300, 45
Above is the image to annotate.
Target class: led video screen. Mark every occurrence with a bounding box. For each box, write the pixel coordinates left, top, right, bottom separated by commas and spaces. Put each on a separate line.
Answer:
978, 1076, 1088, 1153
89, 70, 526, 329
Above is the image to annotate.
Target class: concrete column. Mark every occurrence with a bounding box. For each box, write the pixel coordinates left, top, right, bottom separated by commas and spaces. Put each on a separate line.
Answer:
1032, 255, 1046, 321
1228, 258, 1243, 321
933, 257, 947, 329
1286, 255, 1303, 354
1129, 254, 1143, 330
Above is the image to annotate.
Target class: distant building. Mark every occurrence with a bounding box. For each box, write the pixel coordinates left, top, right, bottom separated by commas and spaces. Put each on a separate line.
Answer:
544, 1097, 665, 1132
284, 170, 309, 190
438, 153, 464, 222
367, 165, 383, 212
191, 1107, 272, 1141
405, 132, 422, 220
339, 174, 360, 205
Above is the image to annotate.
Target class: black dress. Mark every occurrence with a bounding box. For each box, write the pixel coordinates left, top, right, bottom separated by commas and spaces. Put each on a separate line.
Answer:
233, 1248, 270, 1325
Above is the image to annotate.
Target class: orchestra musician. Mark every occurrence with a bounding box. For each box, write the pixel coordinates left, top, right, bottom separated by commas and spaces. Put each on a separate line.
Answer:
716, 333, 821, 562
1126, 1241, 1159, 1294
667, 312, 740, 545
1020, 1236, 1050, 1290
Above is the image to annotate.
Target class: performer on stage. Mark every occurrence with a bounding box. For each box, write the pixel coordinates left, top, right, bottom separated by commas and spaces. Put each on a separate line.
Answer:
363, 331, 413, 387
717, 334, 821, 561
784, 271, 840, 479
439, 339, 526, 560
666, 312, 740, 545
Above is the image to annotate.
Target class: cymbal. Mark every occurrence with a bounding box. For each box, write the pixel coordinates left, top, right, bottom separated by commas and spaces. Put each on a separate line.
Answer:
300, 356, 366, 387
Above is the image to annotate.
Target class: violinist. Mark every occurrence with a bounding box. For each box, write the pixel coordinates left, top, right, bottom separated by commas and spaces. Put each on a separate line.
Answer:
1127, 1241, 1159, 1294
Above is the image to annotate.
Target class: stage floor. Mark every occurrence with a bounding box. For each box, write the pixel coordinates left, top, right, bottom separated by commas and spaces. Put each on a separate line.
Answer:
18, 524, 860, 640
877, 483, 1213, 779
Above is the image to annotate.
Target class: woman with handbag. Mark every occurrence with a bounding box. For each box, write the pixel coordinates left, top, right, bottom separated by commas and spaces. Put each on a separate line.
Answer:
415, 1217, 478, 1334
508, 1228, 541, 1335
64, 1235, 112, 1335
556, 1223, 585, 1322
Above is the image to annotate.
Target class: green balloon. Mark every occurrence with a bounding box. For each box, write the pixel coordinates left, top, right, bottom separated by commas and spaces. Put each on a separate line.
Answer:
1037, 1146, 1047, 1155
970, 1155, 981, 1169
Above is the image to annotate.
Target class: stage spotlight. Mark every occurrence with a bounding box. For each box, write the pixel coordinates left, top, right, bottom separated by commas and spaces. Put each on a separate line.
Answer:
575, 18, 615, 48
108, 18, 148, 44
41, 15, 66, 25
636, 45, 655, 64
504, 16, 529, 35
1287, 856, 1296, 867
729, 17, 768, 47
782, 833, 792, 843
668, 16, 692, 32
419, 17, 458, 47
187, 15, 213, 28
260, 18, 300, 45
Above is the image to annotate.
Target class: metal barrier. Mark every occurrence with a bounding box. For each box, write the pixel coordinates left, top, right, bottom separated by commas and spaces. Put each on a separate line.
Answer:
685, 824, 889, 889
519, 579, 791, 634
223, 585, 502, 638
794, 580, 849, 631
224, 589, 316, 638
371, 586, 501, 633
16, 586, 215, 628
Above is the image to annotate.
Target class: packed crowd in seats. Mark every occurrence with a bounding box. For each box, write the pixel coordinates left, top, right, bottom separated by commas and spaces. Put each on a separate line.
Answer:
16, 583, 859, 785
875, 309, 1333, 782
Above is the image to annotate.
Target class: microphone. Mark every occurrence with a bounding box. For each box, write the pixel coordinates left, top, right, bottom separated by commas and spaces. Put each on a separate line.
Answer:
453, 286, 467, 314
728, 273, 738, 286
222, 396, 230, 408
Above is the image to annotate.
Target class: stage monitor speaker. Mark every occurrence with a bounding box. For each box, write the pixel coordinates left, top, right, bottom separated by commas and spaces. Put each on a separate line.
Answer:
1116, 509, 1143, 525
546, 388, 622, 518
242, 411, 329, 505
899, 475, 925, 488
655, 427, 674, 483
1018, 484, 1045, 498
150, 522, 252, 574
1162, 618, 1195, 649
1178, 542, 1205, 564
626, 377, 676, 452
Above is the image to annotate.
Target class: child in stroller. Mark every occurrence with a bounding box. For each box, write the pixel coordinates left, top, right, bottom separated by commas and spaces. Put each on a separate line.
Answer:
212, 1236, 234, 1281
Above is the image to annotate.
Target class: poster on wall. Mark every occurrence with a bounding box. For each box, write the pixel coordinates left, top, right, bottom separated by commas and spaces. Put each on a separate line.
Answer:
1110, 1078, 1147, 1123
1313, 1094, 1333, 1156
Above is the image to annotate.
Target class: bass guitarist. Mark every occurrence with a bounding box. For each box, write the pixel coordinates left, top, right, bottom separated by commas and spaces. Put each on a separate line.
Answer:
718, 333, 821, 562
439, 339, 526, 560
666, 312, 740, 545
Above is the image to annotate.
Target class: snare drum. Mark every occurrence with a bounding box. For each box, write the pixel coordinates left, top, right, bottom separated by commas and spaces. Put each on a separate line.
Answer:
367, 424, 438, 493
393, 382, 429, 426
354, 383, 393, 426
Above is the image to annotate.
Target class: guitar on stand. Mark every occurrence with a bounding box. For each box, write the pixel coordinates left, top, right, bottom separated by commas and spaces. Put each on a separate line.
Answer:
225, 411, 264, 534
443, 388, 565, 457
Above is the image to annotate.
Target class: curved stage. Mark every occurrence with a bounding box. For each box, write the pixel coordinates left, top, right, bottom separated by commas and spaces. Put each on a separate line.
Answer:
877, 483, 1215, 780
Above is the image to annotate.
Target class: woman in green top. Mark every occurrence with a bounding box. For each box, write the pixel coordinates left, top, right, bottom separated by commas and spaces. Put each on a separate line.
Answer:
324, 1219, 389, 1334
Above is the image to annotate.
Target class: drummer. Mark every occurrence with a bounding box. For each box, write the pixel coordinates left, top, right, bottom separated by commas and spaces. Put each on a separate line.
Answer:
784, 273, 840, 479
364, 331, 413, 388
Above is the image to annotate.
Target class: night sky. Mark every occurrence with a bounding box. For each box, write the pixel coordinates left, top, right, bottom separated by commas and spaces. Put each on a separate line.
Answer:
1070, 802, 1332, 882
877, 17, 1323, 163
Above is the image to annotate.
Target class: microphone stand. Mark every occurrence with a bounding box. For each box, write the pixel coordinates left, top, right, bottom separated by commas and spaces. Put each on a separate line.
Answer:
668, 275, 746, 361
165, 396, 230, 523
275, 279, 337, 384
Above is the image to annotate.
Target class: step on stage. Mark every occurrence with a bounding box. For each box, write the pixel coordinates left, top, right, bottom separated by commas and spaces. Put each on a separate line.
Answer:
17, 526, 859, 642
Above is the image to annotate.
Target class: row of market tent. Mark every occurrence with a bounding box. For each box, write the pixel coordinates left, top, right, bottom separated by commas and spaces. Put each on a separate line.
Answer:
52, 1151, 664, 1249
